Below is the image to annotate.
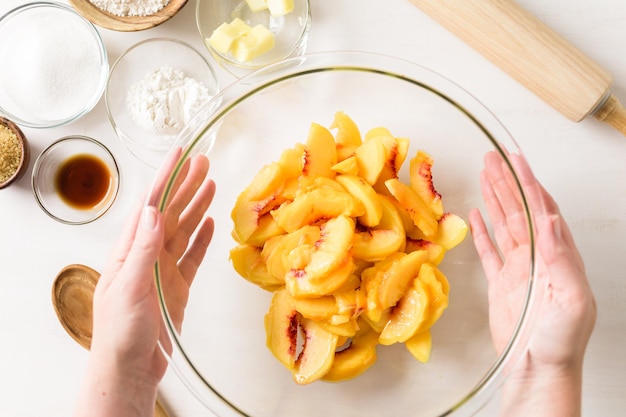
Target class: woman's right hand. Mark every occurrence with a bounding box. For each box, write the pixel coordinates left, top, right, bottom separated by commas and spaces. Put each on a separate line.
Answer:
468, 151, 596, 417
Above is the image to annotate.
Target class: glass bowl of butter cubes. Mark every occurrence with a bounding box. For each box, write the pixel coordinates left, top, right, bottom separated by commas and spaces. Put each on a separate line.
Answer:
196, 0, 311, 78
151, 51, 539, 417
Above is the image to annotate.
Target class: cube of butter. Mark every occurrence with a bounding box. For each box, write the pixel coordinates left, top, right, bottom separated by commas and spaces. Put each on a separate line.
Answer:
231, 24, 275, 62
207, 19, 252, 54
267, 0, 294, 16
245, 0, 268, 12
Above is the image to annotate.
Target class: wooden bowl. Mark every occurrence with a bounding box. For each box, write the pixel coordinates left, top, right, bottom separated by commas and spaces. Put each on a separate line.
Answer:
0, 116, 29, 189
68, 0, 189, 31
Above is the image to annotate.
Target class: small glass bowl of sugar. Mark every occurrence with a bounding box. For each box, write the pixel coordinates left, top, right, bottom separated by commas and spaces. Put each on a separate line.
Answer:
0, 2, 108, 128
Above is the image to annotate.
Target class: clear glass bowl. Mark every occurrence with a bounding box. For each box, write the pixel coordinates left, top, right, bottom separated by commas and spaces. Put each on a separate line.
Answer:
32, 136, 120, 225
106, 38, 221, 169
196, 0, 311, 78
152, 51, 537, 417
0, 2, 108, 128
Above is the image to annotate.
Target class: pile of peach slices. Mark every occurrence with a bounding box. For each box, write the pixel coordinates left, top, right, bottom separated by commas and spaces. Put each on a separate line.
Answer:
229, 112, 468, 384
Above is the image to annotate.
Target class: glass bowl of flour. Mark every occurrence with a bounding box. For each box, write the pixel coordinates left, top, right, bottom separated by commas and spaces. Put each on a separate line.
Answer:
0, 2, 109, 128
106, 38, 221, 168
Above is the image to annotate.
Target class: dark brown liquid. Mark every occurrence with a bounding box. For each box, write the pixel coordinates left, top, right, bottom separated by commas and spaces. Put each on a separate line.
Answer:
55, 154, 111, 210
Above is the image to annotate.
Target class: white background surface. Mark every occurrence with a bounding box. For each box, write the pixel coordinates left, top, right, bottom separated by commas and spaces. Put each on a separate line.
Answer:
0, 0, 625, 416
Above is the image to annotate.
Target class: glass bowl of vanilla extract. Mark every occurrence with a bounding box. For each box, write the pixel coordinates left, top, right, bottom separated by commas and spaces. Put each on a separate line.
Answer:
32, 136, 120, 225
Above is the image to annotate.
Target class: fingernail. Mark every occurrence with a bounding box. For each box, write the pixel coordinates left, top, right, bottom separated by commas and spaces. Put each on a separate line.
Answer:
142, 206, 158, 231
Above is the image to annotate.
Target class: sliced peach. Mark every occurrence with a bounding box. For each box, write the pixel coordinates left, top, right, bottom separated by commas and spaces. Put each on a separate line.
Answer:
318, 317, 359, 337
305, 215, 355, 279
353, 229, 405, 262
378, 274, 429, 345
405, 238, 445, 265
293, 295, 337, 322
231, 162, 287, 243
230, 244, 283, 291
433, 212, 468, 250
410, 150, 443, 220
244, 162, 285, 201
293, 317, 339, 384
278, 143, 305, 179
374, 136, 410, 194
272, 187, 364, 233
385, 178, 438, 238
246, 213, 285, 247
331, 155, 359, 175
262, 226, 320, 281
363, 250, 428, 320
322, 323, 379, 382
330, 111, 362, 162
361, 307, 391, 333
419, 263, 450, 328
353, 136, 386, 185
265, 290, 299, 370
286, 256, 355, 298
336, 174, 382, 227
405, 330, 432, 363
301, 122, 337, 183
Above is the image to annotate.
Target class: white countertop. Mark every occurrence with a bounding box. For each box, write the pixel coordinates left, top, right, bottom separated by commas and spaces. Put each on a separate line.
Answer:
0, 0, 625, 416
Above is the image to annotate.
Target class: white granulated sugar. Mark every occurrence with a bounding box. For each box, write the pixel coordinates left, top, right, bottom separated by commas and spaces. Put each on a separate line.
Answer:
0, 8, 103, 124
89, 0, 170, 17
126, 66, 212, 148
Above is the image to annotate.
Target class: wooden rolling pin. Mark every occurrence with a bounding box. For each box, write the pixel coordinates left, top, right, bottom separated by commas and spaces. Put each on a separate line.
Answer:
408, 0, 626, 136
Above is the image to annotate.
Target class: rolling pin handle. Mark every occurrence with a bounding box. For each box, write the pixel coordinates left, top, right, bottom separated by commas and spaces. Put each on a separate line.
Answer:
592, 94, 626, 137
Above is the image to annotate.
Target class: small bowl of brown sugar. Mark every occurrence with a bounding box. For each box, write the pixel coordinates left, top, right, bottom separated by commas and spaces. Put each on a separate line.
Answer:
0, 116, 29, 189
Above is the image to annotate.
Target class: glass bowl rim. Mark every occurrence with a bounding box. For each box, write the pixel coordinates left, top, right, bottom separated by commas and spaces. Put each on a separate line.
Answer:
154, 50, 538, 417
195, 0, 312, 71
0, 1, 109, 129
31, 135, 121, 225
104, 36, 221, 165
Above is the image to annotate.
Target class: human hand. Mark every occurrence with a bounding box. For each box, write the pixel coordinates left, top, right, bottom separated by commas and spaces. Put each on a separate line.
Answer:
468, 151, 596, 416
74, 149, 216, 417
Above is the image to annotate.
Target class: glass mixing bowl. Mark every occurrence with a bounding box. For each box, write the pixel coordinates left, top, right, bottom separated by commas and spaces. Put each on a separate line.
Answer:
151, 51, 537, 417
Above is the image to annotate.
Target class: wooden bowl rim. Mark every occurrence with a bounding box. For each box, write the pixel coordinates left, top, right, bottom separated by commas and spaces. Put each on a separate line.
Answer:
68, 0, 189, 32
51, 264, 100, 349
0, 116, 29, 189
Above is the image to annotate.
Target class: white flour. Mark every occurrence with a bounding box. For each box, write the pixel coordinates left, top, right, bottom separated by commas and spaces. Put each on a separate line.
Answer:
126, 66, 212, 145
88, 0, 170, 17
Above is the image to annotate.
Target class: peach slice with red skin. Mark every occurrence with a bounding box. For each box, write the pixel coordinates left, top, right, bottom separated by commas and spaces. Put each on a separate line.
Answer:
271, 186, 364, 233
362, 250, 428, 322
299, 122, 337, 189
262, 225, 320, 282
433, 212, 468, 250
379, 262, 449, 345
265, 289, 299, 370
305, 215, 355, 278
231, 162, 287, 243
246, 213, 285, 247
285, 255, 356, 298
405, 238, 445, 265
410, 151, 443, 220
293, 317, 339, 384
385, 178, 438, 238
